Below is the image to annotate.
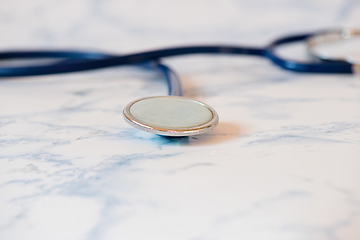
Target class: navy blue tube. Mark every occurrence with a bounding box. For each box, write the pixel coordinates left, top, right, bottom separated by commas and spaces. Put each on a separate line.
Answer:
156, 63, 182, 96
0, 31, 354, 79
0, 46, 264, 77
0, 50, 183, 96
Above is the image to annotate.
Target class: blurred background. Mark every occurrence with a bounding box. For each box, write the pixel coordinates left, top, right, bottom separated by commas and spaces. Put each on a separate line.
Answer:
1, 0, 359, 52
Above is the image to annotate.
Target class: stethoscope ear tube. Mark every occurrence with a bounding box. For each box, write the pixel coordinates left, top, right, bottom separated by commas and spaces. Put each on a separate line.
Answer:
265, 33, 353, 74
306, 28, 360, 74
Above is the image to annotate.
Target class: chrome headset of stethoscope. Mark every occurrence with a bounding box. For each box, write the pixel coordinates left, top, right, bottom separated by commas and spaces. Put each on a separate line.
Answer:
0, 28, 358, 136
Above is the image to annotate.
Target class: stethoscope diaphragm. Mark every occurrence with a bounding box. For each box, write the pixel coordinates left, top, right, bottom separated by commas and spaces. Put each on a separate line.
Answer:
123, 96, 219, 137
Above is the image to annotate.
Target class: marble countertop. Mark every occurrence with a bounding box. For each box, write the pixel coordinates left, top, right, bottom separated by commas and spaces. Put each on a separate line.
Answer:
1, 0, 360, 239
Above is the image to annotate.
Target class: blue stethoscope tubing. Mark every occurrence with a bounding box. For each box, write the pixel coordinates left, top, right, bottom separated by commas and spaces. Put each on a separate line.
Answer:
0, 50, 183, 96
0, 31, 354, 95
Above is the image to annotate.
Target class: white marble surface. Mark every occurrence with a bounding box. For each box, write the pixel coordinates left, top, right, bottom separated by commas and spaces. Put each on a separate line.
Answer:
1, 0, 360, 240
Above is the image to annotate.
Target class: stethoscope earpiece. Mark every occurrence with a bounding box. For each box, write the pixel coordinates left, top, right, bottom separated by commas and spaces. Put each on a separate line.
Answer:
123, 96, 219, 137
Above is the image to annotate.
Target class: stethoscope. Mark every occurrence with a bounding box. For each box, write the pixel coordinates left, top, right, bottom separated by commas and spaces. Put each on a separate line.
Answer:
1, 28, 359, 137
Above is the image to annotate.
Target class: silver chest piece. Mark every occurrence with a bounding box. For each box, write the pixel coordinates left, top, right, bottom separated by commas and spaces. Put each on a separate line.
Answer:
123, 96, 219, 137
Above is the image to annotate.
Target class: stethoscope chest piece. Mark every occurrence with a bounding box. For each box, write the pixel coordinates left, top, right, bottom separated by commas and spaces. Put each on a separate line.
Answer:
123, 96, 219, 137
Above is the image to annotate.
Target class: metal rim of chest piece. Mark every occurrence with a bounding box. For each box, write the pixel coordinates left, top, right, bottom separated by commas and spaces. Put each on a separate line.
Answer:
123, 96, 219, 137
